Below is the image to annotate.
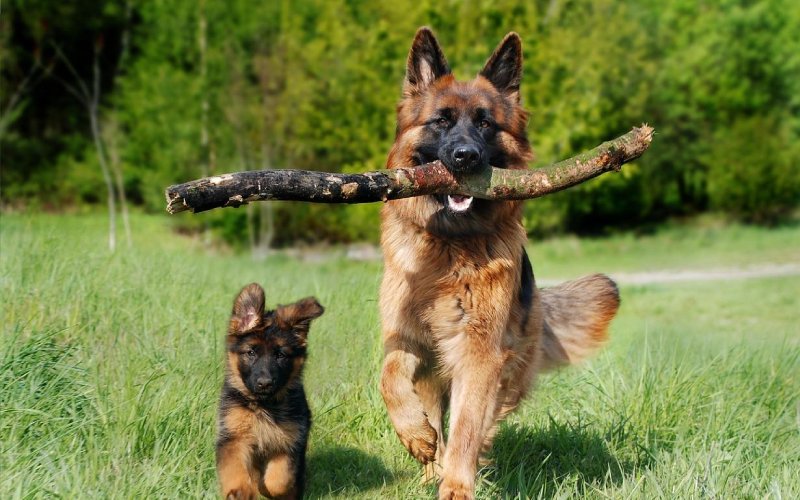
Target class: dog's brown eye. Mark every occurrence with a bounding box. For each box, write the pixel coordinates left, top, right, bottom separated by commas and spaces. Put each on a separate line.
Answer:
275, 350, 286, 359
479, 119, 491, 129
436, 117, 450, 127
246, 349, 256, 358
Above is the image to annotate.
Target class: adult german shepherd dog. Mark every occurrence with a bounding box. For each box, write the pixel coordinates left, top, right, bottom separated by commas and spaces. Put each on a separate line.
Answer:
379, 28, 620, 499
216, 283, 324, 500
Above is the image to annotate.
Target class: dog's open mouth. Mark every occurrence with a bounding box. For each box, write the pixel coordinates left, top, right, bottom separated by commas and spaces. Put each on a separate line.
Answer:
447, 195, 474, 213
416, 154, 476, 214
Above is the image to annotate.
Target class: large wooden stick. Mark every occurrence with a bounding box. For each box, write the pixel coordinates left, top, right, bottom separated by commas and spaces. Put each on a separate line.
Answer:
166, 125, 654, 214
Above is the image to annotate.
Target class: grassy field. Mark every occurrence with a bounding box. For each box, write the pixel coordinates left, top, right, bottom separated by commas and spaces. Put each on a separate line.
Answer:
1, 213, 798, 499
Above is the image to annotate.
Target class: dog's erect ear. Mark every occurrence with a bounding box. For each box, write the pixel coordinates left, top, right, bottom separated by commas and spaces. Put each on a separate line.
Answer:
404, 27, 451, 97
480, 32, 523, 102
275, 297, 324, 339
229, 283, 265, 334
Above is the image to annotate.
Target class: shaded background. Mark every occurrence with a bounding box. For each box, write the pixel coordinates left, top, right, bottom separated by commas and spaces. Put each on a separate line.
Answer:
2, 0, 799, 248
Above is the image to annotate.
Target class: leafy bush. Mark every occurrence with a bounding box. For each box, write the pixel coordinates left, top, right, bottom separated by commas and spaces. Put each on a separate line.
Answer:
705, 115, 800, 223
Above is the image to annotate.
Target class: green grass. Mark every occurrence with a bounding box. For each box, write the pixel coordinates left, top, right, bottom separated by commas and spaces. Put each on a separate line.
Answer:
1, 213, 798, 499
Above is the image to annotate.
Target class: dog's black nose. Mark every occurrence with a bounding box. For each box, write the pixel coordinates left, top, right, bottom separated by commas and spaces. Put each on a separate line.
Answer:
255, 378, 273, 392
452, 146, 480, 171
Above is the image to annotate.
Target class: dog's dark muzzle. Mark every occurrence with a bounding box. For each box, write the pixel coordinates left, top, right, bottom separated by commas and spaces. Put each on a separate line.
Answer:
453, 145, 481, 171
440, 144, 487, 174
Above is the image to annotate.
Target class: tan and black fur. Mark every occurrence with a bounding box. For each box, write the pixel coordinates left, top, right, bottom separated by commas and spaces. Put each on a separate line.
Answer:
379, 28, 620, 500
217, 283, 324, 499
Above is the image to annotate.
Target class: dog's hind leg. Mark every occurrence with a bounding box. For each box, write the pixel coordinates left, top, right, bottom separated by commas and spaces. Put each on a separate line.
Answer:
477, 371, 535, 464
480, 336, 541, 465
380, 340, 438, 465
477, 385, 517, 464
415, 375, 448, 482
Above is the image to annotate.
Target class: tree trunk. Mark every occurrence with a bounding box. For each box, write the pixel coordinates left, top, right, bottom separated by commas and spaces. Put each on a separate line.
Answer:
50, 39, 125, 251
88, 46, 117, 251
198, 0, 212, 246
166, 125, 654, 214
109, 0, 134, 249
105, 117, 132, 248
89, 102, 117, 251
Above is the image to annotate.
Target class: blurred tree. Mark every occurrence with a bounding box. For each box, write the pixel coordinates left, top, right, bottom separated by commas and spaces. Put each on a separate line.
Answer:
1, 0, 128, 205
2, 0, 799, 245
1, 0, 132, 249
705, 114, 800, 223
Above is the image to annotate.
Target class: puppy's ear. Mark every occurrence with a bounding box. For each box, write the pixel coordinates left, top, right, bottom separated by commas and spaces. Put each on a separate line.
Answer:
275, 297, 324, 341
229, 283, 265, 334
404, 27, 451, 97
480, 32, 523, 102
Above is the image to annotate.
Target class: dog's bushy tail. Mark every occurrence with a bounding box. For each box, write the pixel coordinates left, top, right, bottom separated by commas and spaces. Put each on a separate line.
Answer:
539, 274, 620, 370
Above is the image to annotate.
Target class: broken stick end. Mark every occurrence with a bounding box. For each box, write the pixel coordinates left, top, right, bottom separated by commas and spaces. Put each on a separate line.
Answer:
165, 190, 190, 214
636, 124, 655, 144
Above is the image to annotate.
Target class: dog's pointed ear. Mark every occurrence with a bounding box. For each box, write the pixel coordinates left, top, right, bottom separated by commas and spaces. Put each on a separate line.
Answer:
404, 27, 451, 97
229, 283, 265, 334
480, 32, 523, 102
275, 297, 324, 340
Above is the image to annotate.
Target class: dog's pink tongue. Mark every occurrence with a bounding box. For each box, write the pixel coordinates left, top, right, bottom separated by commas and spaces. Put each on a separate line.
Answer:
451, 195, 469, 203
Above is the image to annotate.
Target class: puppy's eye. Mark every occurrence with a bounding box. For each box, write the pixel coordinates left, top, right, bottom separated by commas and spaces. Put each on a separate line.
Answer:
275, 350, 286, 359
436, 117, 450, 127
479, 119, 492, 129
246, 349, 257, 359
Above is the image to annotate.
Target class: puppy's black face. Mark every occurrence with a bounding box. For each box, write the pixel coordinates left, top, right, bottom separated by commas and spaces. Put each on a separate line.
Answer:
226, 284, 324, 403
233, 325, 302, 401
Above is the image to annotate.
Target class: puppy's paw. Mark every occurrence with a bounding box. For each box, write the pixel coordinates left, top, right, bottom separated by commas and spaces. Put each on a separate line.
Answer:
225, 488, 257, 500
438, 479, 473, 500
399, 419, 438, 464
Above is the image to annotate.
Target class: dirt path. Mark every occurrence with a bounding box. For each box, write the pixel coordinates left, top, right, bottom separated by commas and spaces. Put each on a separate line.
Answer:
539, 262, 800, 287
283, 244, 799, 286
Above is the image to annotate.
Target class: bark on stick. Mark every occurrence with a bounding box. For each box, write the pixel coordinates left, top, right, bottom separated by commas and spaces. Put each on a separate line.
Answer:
166, 125, 654, 214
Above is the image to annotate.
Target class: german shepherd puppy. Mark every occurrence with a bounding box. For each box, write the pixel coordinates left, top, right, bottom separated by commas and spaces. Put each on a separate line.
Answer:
217, 283, 324, 500
379, 28, 620, 499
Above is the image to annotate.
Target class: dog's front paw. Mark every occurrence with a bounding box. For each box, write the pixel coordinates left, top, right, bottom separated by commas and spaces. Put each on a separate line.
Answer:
399, 419, 438, 464
438, 478, 473, 500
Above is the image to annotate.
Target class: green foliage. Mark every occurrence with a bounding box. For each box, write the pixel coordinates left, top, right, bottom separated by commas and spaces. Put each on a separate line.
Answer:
705, 114, 800, 223
1, 0, 130, 201
3, 0, 800, 243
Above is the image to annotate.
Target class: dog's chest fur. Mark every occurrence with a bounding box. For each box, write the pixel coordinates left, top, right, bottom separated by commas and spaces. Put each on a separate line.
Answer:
380, 202, 533, 357
223, 404, 303, 456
